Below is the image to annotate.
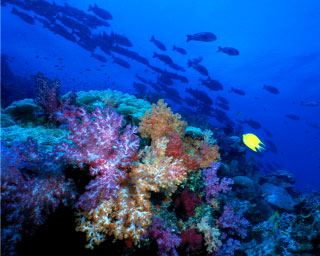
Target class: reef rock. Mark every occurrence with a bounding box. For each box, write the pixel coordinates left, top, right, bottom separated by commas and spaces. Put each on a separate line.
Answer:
3, 98, 40, 121
261, 183, 294, 211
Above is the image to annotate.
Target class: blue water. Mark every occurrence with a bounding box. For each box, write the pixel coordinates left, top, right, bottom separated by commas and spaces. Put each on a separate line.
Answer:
2, 0, 320, 193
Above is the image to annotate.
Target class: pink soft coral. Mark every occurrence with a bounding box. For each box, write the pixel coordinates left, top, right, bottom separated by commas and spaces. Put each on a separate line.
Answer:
57, 106, 140, 211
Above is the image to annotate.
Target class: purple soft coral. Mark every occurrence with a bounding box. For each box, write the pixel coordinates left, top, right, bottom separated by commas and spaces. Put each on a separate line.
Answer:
57, 106, 140, 211
202, 162, 234, 202
146, 217, 181, 256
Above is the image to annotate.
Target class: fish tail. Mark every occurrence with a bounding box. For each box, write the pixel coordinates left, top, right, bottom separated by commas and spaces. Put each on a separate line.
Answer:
88, 5, 92, 11
186, 35, 192, 42
153, 52, 158, 58
217, 46, 222, 52
172, 45, 176, 51
187, 60, 192, 67
150, 35, 155, 42
11, 7, 18, 14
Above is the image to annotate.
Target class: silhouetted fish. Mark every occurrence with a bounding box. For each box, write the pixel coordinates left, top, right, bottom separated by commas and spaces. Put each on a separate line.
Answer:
172, 45, 187, 55
245, 119, 261, 129
216, 102, 230, 111
169, 63, 186, 72
153, 52, 173, 65
263, 128, 273, 138
285, 114, 300, 120
91, 53, 107, 62
200, 77, 223, 91
88, 3, 112, 20
265, 139, 278, 153
112, 55, 130, 68
306, 121, 320, 129
133, 82, 147, 95
263, 84, 279, 94
136, 74, 149, 84
111, 32, 132, 47
186, 88, 213, 105
56, 14, 91, 35
217, 46, 239, 56
230, 87, 246, 95
150, 36, 166, 51
11, 7, 35, 24
216, 96, 229, 105
187, 32, 217, 42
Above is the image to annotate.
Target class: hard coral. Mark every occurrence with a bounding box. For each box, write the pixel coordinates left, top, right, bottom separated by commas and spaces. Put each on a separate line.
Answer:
138, 99, 187, 141
57, 106, 140, 211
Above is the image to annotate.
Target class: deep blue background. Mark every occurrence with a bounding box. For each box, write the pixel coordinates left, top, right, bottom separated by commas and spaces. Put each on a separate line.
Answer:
2, 0, 320, 192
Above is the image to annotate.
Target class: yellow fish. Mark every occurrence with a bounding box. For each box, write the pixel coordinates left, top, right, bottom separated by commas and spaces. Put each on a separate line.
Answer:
242, 133, 266, 152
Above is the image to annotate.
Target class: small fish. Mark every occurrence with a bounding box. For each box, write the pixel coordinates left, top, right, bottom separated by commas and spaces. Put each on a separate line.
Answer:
169, 63, 186, 72
153, 52, 173, 65
135, 74, 149, 84
190, 63, 208, 76
230, 87, 246, 95
88, 4, 112, 20
133, 82, 147, 95
91, 53, 107, 62
263, 128, 273, 138
200, 77, 223, 91
245, 119, 261, 130
172, 45, 187, 55
217, 46, 239, 56
242, 133, 266, 152
285, 114, 300, 120
187, 32, 217, 42
150, 36, 166, 51
216, 102, 229, 111
11, 7, 35, 24
112, 55, 130, 68
263, 84, 279, 94
216, 96, 229, 105
306, 122, 320, 129
300, 101, 319, 107
111, 32, 133, 47
265, 139, 278, 153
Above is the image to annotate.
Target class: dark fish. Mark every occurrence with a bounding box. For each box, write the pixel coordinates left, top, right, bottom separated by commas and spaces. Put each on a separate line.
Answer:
45, 22, 77, 42
263, 128, 273, 138
245, 119, 261, 129
217, 46, 239, 56
111, 45, 149, 65
200, 77, 223, 91
265, 139, 278, 153
88, 3, 112, 20
111, 32, 132, 47
91, 53, 107, 62
188, 57, 203, 66
158, 73, 173, 85
186, 88, 213, 105
216, 96, 229, 105
169, 63, 186, 72
186, 32, 217, 42
230, 87, 246, 95
150, 36, 166, 51
214, 108, 233, 124
133, 82, 147, 95
56, 14, 91, 35
216, 102, 230, 111
285, 114, 300, 120
112, 55, 130, 68
11, 7, 35, 24
153, 52, 173, 65
301, 101, 319, 107
172, 45, 187, 55
263, 84, 279, 94
188, 63, 208, 76
136, 74, 149, 84
306, 121, 320, 129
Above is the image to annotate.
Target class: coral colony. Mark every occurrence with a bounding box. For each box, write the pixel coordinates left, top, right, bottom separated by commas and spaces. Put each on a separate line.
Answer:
1, 74, 320, 255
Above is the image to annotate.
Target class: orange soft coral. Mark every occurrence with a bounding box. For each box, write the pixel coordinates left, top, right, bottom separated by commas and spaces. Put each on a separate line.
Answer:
138, 99, 187, 141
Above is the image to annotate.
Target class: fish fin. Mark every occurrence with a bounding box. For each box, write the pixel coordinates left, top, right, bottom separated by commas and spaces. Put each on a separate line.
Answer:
187, 60, 192, 67
186, 35, 192, 42
153, 52, 158, 58
150, 36, 155, 42
88, 5, 92, 11
172, 45, 176, 50
217, 46, 222, 52
11, 7, 17, 14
